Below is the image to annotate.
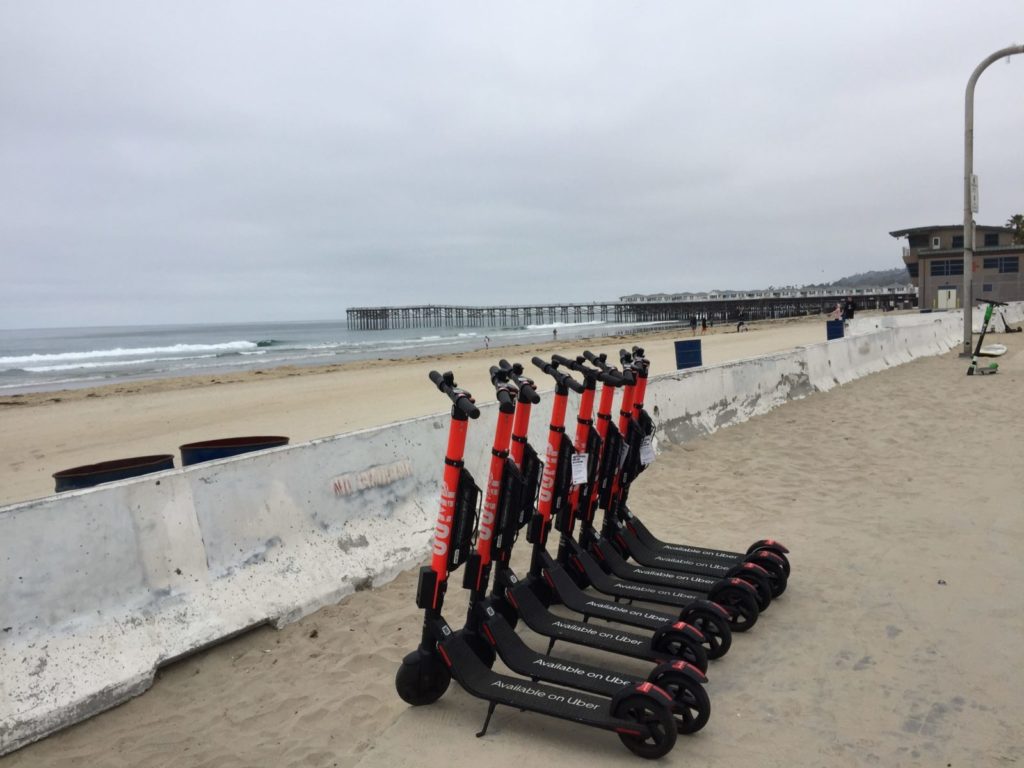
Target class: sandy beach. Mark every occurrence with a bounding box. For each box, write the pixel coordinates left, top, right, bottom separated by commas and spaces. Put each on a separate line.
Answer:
0, 317, 824, 508
2, 320, 1021, 767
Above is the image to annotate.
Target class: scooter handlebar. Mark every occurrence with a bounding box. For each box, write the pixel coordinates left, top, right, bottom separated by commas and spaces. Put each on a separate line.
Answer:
531, 356, 586, 394
428, 370, 480, 418
498, 360, 540, 404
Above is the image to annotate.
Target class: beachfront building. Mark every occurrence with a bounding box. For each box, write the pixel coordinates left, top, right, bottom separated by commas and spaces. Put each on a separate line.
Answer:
890, 224, 1022, 309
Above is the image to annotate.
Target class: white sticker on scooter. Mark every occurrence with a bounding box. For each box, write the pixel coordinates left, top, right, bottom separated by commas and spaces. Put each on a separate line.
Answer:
571, 452, 588, 485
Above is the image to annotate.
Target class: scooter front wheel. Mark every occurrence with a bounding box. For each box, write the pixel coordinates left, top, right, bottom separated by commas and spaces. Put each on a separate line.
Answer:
395, 648, 451, 706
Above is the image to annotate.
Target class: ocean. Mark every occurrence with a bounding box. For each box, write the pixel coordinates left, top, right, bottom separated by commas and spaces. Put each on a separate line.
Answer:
0, 318, 676, 396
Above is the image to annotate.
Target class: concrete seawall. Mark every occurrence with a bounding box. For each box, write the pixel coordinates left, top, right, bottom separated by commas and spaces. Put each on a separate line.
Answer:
2, 305, 1020, 755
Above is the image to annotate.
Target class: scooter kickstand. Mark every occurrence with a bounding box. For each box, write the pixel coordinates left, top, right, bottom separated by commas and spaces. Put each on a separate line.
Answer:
476, 702, 498, 738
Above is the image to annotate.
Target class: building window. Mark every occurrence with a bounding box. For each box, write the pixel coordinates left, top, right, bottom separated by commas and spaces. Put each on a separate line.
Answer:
930, 259, 964, 276
1001, 257, 1019, 273
952, 235, 964, 248
908, 234, 929, 248
984, 233, 1000, 246
983, 257, 999, 269
931, 236, 941, 249
983, 284, 993, 292
906, 263, 918, 278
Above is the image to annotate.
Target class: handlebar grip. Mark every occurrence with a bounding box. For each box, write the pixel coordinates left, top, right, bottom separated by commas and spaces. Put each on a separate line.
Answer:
551, 354, 576, 369
619, 348, 632, 365
531, 356, 553, 374
564, 376, 585, 394
456, 395, 481, 419
599, 370, 625, 386
632, 346, 645, 357
518, 381, 540, 404
496, 388, 514, 409
429, 370, 445, 388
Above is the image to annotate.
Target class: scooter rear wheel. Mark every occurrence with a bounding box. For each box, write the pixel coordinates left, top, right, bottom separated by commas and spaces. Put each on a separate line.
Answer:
649, 670, 711, 735
651, 629, 708, 673
679, 606, 732, 659
709, 584, 759, 632
613, 693, 678, 759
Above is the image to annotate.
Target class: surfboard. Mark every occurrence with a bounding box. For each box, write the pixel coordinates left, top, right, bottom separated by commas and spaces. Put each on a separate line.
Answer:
978, 344, 1007, 357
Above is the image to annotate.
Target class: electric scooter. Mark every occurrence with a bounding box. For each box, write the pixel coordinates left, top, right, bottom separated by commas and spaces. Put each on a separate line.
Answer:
540, 354, 774, 615
506, 357, 760, 635
482, 361, 711, 671
595, 349, 788, 599
604, 347, 792, 581
394, 371, 679, 758
463, 365, 711, 734
968, 301, 1007, 375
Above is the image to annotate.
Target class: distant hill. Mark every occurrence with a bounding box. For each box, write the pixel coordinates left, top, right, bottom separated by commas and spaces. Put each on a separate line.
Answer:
708, 267, 910, 295
821, 267, 908, 288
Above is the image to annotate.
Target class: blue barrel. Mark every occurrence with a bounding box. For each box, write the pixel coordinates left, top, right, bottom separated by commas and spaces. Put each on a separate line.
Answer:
826, 320, 845, 340
53, 454, 175, 492
179, 435, 289, 466
674, 339, 702, 369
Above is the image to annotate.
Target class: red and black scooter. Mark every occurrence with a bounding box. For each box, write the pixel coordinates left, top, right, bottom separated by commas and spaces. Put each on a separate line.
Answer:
482, 361, 712, 672
607, 347, 791, 588
463, 365, 712, 735
578, 352, 778, 612
395, 370, 679, 758
509, 356, 736, 658
530, 355, 762, 632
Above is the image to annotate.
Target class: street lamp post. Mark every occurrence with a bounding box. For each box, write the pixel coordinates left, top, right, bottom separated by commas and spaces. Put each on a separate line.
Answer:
962, 44, 1024, 356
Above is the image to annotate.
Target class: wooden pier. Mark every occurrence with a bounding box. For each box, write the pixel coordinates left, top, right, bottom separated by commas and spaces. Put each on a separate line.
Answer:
346, 288, 917, 330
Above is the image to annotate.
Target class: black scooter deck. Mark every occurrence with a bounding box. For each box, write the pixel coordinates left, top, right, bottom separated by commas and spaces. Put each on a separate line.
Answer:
436, 621, 639, 730
542, 551, 681, 631
592, 537, 733, 594
629, 516, 751, 565
611, 523, 743, 578
480, 605, 650, 695
567, 536, 725, 609
504, 573, 680, 664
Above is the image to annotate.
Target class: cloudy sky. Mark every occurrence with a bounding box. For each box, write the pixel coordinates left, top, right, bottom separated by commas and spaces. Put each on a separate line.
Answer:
1, 2, 1021, 328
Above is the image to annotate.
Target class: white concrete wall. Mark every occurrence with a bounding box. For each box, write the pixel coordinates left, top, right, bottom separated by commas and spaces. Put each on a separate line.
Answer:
0, 307, 1016, 755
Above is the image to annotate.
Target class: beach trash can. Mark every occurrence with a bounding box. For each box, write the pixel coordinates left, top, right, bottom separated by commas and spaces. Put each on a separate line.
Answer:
826, 320, 845, 341
179, 435, 289, 466
53, 454, 175, 492
673, 339, 702, 369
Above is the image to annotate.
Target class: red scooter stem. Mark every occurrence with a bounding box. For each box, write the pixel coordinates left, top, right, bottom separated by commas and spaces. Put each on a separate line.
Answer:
536, 389, 569, 526
595, 379, 616, 440
430, 414, 469, 608
617, 378, 637, 436
580, 376, 620, 526
510, 401, 532, 467
567, 385, 596, 520
477, 405, 515, 567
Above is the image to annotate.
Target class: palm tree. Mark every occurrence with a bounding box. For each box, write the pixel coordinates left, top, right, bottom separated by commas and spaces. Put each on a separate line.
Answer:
1007, 213, 1024, 244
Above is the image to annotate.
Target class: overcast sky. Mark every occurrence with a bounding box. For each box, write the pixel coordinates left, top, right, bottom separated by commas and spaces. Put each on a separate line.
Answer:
1, 2, 1021, 328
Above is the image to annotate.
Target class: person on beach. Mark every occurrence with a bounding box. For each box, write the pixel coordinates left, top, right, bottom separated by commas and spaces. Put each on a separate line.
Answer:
701, 317, 707, 334
553, 328, 557, 340
829, 302, 842, 320
690, 315, 698, 336
484, 336, 490, 349
844, 297, 856, 322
